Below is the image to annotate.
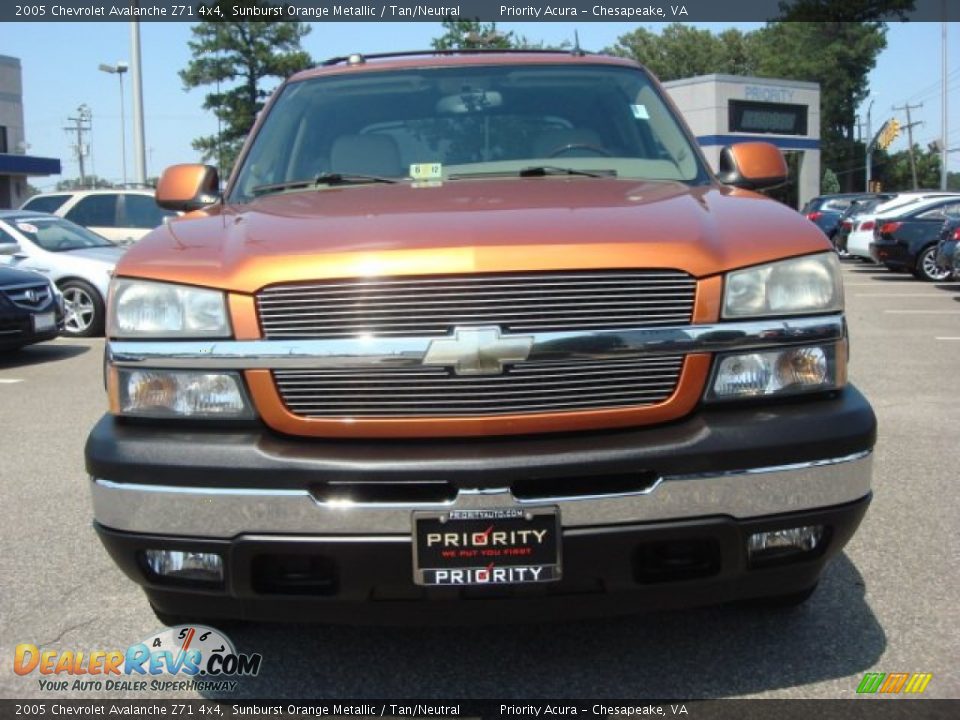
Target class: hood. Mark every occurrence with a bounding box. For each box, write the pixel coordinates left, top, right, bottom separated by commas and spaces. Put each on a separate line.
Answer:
0, 264, 50, 287
64, 246, 126, 265
116, 178, 831, 293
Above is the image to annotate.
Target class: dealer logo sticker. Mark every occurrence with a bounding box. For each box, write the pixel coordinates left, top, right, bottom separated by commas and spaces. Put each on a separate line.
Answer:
13, 625, 262, 693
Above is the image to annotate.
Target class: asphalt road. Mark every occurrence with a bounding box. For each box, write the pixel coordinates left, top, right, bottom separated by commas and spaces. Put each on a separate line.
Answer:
1, 261, 957, 700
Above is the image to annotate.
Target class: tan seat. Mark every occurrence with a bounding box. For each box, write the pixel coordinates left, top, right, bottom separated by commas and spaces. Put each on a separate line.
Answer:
330, 134, 403, 177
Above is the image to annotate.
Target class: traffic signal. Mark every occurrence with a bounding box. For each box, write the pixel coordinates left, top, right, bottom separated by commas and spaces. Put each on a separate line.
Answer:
877, 119, 901, 150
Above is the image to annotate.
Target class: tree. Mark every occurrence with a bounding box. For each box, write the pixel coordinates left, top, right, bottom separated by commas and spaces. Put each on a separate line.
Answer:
821, 168, 841, 194
432, 20, 516, 50
605, 24, 758, 81
431, 20, 566, 51
873, 145, 943, 191
180, 1, 312, 175
56, 176, 113, 191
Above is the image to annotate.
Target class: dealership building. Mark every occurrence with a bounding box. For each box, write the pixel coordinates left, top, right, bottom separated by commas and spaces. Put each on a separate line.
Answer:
665, 74, 821, 209
0, 55, 61, 209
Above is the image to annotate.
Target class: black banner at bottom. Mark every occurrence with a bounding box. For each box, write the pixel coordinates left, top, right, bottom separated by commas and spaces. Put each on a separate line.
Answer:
1, 700, 957, 720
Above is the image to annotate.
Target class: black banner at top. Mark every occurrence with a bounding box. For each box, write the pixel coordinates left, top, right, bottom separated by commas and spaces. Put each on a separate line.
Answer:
3, 0, 959, 23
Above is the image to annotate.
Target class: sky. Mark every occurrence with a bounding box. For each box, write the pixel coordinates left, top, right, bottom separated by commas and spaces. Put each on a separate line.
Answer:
3, 20, 959, 190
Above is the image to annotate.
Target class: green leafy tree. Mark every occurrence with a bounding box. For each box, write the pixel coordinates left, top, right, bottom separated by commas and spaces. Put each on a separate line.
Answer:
775, 0, 915, 21
821, 168, 841, 194
180, 1, 312, 175
432, 20, 516, 50
431, 20, 566, 51
873, 145, 943, 191
605, 24, 758, 81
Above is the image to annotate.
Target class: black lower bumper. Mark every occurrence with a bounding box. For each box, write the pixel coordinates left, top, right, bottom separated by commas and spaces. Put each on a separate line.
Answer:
86, 386, 876, 491
96, 495, 870, 624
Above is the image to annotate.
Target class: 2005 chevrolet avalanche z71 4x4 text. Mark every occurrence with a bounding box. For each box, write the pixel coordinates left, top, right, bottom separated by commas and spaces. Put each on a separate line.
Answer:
86, 50, 875, 624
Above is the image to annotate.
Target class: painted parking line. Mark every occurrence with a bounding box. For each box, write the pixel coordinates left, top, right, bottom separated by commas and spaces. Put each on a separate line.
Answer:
883, 310, 960, 314
935, 337, 960, 341
0, 378, 24, 384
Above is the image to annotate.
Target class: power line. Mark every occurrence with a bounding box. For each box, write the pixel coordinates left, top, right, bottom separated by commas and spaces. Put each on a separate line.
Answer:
903, 66, 960, 104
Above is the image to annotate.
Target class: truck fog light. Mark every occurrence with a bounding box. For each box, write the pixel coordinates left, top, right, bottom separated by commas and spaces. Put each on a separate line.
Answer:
144, 550, 223, 582
707, 344, 841, 401
116, 369, 253, 418
747, 526, 824, 566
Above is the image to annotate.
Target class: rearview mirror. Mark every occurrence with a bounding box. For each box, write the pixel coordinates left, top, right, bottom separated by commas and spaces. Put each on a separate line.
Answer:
0, 241, 21, 256
716, 142, 787, 190
436, 90, 503, 114
156, 164, 220, 212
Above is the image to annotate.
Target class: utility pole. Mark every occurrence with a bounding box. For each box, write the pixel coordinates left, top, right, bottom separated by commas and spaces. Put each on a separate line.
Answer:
64, 105, 92, 187
892, 102, 923, 189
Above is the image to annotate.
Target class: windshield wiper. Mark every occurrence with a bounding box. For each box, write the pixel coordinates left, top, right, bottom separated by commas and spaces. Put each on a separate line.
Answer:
252, 172, 397, 196
449, 167, 614, 180
519, 166, 614, 178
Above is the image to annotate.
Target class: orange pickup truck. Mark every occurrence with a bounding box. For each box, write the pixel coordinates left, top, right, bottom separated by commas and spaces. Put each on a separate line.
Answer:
86, 50, 875, 624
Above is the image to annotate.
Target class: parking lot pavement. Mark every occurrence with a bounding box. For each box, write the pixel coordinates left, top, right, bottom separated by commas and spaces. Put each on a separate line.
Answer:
1, 261, 958, 700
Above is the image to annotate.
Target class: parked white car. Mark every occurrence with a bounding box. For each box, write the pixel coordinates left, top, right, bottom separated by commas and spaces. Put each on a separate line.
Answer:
846, 192, 960, 261
0, 211, 124, 336
20, 189, 175, 245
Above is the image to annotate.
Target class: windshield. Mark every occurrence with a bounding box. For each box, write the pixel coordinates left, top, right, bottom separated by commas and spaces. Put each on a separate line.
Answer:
11, 216, 114, 252
231, 63, 708, 202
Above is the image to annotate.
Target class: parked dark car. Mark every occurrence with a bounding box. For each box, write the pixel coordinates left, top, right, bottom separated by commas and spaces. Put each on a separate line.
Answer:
802, 193, 881, 243
934, 218, 960, 278
0, 265, 64, 351
870, 197, 960, 281
826, 194, 894, 255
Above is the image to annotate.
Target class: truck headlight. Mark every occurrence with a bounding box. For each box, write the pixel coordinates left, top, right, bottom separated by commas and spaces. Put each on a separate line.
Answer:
723, 253, 843, 318
109, 279, 230, 338
706, 342, 845, 401
113, 368, 253, 418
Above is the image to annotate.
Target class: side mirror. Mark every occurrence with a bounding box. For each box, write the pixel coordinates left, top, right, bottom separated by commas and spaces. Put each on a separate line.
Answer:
0, 241, 22, 256
155, 164, 220, 212
716, 142, 787, 190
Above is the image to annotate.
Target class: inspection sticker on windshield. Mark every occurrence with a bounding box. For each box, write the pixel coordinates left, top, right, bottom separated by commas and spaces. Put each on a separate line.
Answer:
15, 223, 38, 234
410, 163, 442, 180
631, 104, 650, 119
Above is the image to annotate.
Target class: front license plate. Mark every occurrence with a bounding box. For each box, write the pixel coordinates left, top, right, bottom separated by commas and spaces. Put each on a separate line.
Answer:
32, 312, 55, 332
413, 507, 561, 586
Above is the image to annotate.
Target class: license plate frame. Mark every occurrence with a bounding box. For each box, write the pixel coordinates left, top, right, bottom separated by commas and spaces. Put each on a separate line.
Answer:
412, 506, 561, 586
32, 312, 56, 333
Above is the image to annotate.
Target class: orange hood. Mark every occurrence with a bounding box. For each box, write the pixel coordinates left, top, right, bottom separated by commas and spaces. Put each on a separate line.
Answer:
117, 178, 830, 293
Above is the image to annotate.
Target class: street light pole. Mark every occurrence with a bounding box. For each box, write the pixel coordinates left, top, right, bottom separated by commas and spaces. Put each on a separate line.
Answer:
98, 62, 128, 186
941, 14, 948, 190
130, 20, 147, 186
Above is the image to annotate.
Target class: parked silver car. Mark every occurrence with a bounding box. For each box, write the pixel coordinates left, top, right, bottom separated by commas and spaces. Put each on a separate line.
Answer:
0, 211, 124, 336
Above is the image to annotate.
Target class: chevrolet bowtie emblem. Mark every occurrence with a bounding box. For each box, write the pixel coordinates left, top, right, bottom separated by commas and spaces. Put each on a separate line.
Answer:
423, 326, 534, 376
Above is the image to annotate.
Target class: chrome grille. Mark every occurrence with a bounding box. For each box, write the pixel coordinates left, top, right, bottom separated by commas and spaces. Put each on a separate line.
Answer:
274, 355, 684, 417
256, 271, 697, 338
3, 283, 52, 311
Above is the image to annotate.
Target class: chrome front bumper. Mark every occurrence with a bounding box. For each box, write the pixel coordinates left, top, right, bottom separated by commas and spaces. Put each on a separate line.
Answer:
91, 450, 872, 539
